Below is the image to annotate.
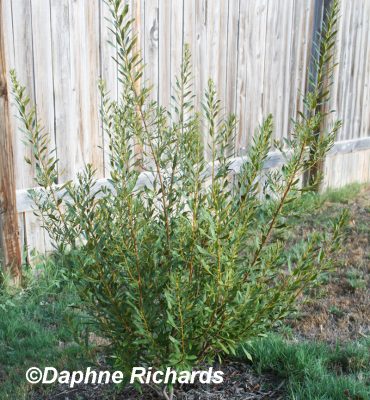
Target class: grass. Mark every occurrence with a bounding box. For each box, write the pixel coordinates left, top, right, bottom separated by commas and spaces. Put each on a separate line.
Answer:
241, 335, 370, 400
0, 258, 97, 400
0, 183, 368, 399
321, 183, 363, 204
346, 268, 367, 290
295, 183, 363, 212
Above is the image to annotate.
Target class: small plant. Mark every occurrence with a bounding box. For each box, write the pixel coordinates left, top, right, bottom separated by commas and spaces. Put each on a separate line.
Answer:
346, 268, 366, 290
329, 305, 345, 318
12, 0, 346, 397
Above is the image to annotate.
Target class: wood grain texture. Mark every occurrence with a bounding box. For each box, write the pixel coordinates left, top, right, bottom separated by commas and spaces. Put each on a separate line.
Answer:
323, 149, 370, 190
9, 0, 35, 189
144, 0, 159, 102
225, 0, 240, 117
158, 0, 171, 108
25, 0, 54, 255
6, 0, 368, 184
50, 0, 75, 180
0, 0, 22, 282
69, 0, 103, 178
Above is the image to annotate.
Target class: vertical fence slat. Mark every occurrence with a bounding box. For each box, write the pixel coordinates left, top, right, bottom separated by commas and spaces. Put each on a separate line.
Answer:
235, 0, 248, 155
0, 0, 22, 282
27, 0, 55, 254
215, 0, 229, 109
363, 1, 370, 138
84, 0, 103, 176
225, 0, 240, 118
144, 0, 159, 102
11, 0, 35, 189
288, 0, 314, 129
262, 0, 295, 140
69, 0, 103, 177
158, 0, 171, 108
193, 0, 206, 112
50, 0, 74, 181
100, 0, 118, 176
100, 0, 118, 101
169, 0, 183, 111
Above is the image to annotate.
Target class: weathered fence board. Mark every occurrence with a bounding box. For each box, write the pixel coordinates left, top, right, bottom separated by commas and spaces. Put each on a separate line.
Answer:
0, 0, 369, 256
0, 0, 22, 281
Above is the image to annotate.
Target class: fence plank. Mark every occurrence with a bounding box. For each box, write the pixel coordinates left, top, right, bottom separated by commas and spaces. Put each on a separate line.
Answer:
288, 0, 314, 128
50, 0, 75, 181
144, 0, 159, 101
263, 0, 295, 140
0, 0, 22, 282
28, 0, 55, 254
225, 0, 240, 118
193, 0, 206, 112
10, 0, 35, 189
158, 0, 171, 108
235, 0, 248, 156
169, 0, 184, 112
69, 0, 103, 177
100, 0, 118, 176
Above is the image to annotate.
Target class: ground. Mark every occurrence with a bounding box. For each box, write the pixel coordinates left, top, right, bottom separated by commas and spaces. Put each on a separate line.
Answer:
288, 184, 369, 343
0, 184, 369, 400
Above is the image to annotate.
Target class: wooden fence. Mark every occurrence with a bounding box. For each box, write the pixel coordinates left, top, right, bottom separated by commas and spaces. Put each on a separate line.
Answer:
1, 0, 370, 260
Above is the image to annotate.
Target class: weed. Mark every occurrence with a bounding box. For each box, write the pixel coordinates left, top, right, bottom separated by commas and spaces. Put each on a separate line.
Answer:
346, 268, 366, 291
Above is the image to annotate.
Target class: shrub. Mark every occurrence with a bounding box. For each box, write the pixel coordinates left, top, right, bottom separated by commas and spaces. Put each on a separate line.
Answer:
12, 0, 345, 397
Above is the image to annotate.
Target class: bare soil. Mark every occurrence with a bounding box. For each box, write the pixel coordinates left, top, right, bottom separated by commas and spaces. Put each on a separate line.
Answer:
288, 186, 370, 343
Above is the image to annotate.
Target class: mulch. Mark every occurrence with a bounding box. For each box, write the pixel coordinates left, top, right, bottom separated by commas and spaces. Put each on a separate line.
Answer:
30, 362, 285, 400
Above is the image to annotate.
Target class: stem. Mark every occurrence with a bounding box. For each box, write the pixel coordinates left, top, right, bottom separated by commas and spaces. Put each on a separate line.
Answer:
244, 138, 307, 281
111, 7, 172, 252
162, 385, 174, 400
175, 278, 186, 357
123, 55, 171, 251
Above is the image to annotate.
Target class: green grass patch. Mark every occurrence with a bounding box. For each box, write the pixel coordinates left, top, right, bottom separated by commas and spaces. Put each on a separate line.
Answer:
289, 183, 363, 221
322, 183, 363, 204
0, 258, 96, 400
241, 335, 370, 400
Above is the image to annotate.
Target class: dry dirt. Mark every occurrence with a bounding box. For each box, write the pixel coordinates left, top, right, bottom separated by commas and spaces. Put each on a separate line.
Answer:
288, 186, 369, 343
